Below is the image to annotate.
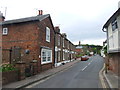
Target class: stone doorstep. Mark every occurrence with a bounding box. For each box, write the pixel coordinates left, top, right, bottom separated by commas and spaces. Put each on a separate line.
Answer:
3, 59, 80, 88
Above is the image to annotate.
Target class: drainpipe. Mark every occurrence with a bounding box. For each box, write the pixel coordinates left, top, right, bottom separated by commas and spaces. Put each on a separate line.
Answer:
53, 31, 56, 67
9, 48, 12, 64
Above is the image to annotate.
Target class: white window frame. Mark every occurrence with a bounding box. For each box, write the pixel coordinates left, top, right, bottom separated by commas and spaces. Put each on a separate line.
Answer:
63, 38, 64, 47
112, 19, 118, 31
46, 27, 50, 42
58, 35, 60, 46
3, 28, 8, 35
58, 51, 61, 61
68, 41, 69, 49
41, 48, 52, 64
63, 51, 65, 60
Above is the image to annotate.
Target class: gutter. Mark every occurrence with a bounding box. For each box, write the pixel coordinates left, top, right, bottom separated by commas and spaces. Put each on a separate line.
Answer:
102, 27, 107, 32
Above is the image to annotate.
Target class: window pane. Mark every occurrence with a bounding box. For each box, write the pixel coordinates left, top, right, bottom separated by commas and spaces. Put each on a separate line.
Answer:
42, 51, 46, 62
46, 27, 50, 42
42, 52, 46, 56
43, 57, 46, 62
48, 57, 51, 61
3, 28, 8, 35
112, 19, 118, 31
47, 51, 51, 61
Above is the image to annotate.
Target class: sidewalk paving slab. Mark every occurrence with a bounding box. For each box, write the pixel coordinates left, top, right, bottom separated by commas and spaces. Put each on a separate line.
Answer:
2, 59, 81, 89
99, 62, 120, 89
103, 70, 120, 89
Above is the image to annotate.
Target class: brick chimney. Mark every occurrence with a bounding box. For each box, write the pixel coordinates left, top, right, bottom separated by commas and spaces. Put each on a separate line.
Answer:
0, 11, 5, 22
62, 33, 67, 38
79, 41, 81, 46
38, 10, 43, 15
54, 26, 60, 33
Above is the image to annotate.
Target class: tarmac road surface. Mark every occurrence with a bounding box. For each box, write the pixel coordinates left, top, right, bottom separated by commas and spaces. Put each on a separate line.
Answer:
26, 55, 104, 88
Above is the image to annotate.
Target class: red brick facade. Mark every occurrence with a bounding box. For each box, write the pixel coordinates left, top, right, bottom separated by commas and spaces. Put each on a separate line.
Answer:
2, 14, 55, 73
108, 53, 120, 76
54, 27, 76, 67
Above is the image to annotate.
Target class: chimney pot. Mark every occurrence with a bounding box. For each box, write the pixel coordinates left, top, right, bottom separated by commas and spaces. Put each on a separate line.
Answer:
38, 10, 43, 15
62, 33, 67, 38
79, 41, 81, 46
54, 26, 60, 33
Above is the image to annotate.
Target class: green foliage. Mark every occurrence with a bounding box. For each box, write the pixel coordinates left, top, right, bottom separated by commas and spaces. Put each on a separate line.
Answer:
0, 64, 18, 72
86, 52, 90, 55
76, 54, 83, 57
92, 47, 97, 53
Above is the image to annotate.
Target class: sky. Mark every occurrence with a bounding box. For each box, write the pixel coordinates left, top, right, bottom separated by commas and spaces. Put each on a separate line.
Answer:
0, 0, 120, 46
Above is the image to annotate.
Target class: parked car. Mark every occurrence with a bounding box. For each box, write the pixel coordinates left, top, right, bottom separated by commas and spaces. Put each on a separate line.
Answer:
81, 55, 89, 61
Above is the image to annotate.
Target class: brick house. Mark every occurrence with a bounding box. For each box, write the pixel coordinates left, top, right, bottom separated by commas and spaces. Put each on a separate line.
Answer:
1, 11, 55, 74
68, 40, 76, 61
54, 26, 76, 67
75, 41, 83, 56
102, 6, 120, 76
54, 26, 63, 67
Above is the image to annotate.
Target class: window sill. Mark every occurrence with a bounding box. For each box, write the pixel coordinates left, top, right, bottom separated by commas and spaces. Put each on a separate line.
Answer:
41, 61, 52, 64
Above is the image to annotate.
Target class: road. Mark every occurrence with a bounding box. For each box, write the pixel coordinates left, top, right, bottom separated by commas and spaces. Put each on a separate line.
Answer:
26, 55, 104, 88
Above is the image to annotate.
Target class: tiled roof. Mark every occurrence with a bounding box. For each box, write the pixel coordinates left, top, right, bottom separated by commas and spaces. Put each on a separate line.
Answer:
0, 14, 50, 25
103, 8, 120, 28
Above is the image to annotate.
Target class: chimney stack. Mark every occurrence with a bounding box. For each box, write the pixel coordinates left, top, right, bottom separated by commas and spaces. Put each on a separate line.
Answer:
0, 11, 5, 22
38, 10, 43, 15
62, 33, 67, 38
79, 41, 81, 46
54, 26, 60, 33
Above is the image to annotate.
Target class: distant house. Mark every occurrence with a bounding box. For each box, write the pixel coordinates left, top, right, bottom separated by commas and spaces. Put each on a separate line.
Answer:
75, 41, 102, 56
1, 11, 55, 74
54, 26, 76, 67
102, 7, 120, 75
75, 41, 83, 56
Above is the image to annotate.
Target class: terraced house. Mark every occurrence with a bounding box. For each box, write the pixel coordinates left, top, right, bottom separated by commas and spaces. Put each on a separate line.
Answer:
102, 6, 120, 76
54, 26, 76, 67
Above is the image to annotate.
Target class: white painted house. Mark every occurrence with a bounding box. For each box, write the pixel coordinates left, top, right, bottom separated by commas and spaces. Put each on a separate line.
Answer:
102, 4, 120, 75
102, 8, 120, 53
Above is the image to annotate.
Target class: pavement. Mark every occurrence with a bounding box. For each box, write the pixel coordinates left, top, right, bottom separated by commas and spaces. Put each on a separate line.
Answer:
99, 63, 120, 89
2, 58, 81, 89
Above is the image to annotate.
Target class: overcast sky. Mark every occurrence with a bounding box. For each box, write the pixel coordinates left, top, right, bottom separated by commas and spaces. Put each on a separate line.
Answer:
0, 0, 120, 46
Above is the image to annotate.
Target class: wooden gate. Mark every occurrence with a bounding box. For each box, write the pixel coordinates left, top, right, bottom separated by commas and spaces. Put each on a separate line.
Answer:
2, 47, 21, 64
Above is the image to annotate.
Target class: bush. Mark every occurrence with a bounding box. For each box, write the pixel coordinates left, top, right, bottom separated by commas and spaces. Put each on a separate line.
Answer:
0, 64, 18, 72
76, 54, 83, 57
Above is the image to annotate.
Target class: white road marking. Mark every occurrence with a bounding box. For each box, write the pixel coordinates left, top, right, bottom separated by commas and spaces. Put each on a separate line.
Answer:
82, 60, 93, 71
90, 60, 93, 63
82, 66, 88, 71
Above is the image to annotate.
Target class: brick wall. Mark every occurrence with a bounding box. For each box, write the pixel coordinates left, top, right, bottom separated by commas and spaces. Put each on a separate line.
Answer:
37, 17, 55, 68
108, 52, 120, 76
2, 16, 55, 73
2, 22, 39, 64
